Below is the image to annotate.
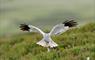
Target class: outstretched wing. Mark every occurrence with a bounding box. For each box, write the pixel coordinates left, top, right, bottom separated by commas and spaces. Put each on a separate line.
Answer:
19, 24, 45, 35
49, 20, 77, 35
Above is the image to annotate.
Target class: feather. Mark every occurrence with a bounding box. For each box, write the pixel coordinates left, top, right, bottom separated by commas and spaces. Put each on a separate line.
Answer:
63, 20, 77, 27
20, 20, 77, 52
50, 20, 77, 35
20, 24, 30, 31
20, 24, 45, 35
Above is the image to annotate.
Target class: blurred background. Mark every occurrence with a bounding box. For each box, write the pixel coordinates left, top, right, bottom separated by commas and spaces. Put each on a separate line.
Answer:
0, 0, 95, 36
0, 0, 95, 60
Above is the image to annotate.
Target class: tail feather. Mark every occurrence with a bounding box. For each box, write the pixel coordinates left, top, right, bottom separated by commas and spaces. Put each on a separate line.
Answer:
36, 39, 58, 48
36, 40, 47, 47
49, 40, 58, 48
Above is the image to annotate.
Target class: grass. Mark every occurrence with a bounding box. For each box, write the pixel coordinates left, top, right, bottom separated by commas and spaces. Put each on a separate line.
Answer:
0, 23, 95, 60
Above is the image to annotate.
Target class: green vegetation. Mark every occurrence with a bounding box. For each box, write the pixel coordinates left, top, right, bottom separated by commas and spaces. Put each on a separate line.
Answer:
0, 23, 95, 60
0, 0, 95, 60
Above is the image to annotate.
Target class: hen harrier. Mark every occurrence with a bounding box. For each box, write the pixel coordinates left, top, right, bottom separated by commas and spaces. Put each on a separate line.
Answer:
20, 20, 77, 52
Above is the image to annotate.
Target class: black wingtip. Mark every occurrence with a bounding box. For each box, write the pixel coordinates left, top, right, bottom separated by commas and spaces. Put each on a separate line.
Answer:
19, 24, 30, 31
63, 20, 77, 27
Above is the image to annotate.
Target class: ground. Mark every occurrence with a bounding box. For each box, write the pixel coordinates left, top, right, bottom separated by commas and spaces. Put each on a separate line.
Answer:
0, 23, 95, 60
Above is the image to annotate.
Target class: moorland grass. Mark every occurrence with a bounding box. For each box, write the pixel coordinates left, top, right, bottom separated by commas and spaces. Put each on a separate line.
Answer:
0, 23, 95, 60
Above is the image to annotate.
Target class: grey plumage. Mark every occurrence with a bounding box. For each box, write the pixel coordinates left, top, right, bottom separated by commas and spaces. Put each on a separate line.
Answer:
19, 20, 77, 52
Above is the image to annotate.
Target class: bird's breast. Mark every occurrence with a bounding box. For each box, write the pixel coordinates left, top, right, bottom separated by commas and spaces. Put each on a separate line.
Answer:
43, 34, 51, 43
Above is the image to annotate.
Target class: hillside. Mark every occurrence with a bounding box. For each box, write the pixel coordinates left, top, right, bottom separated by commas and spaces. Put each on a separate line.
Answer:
0, 23, 95, 60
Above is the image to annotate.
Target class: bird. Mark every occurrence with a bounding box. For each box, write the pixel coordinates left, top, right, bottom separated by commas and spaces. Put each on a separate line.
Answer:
19, 20, 77, 52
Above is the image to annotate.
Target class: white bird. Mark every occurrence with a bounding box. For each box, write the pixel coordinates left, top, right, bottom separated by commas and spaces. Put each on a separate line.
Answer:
20, 20, 77, 52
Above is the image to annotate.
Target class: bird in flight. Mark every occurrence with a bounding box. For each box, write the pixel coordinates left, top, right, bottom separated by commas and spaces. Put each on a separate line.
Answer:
20, 20, 77, 52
